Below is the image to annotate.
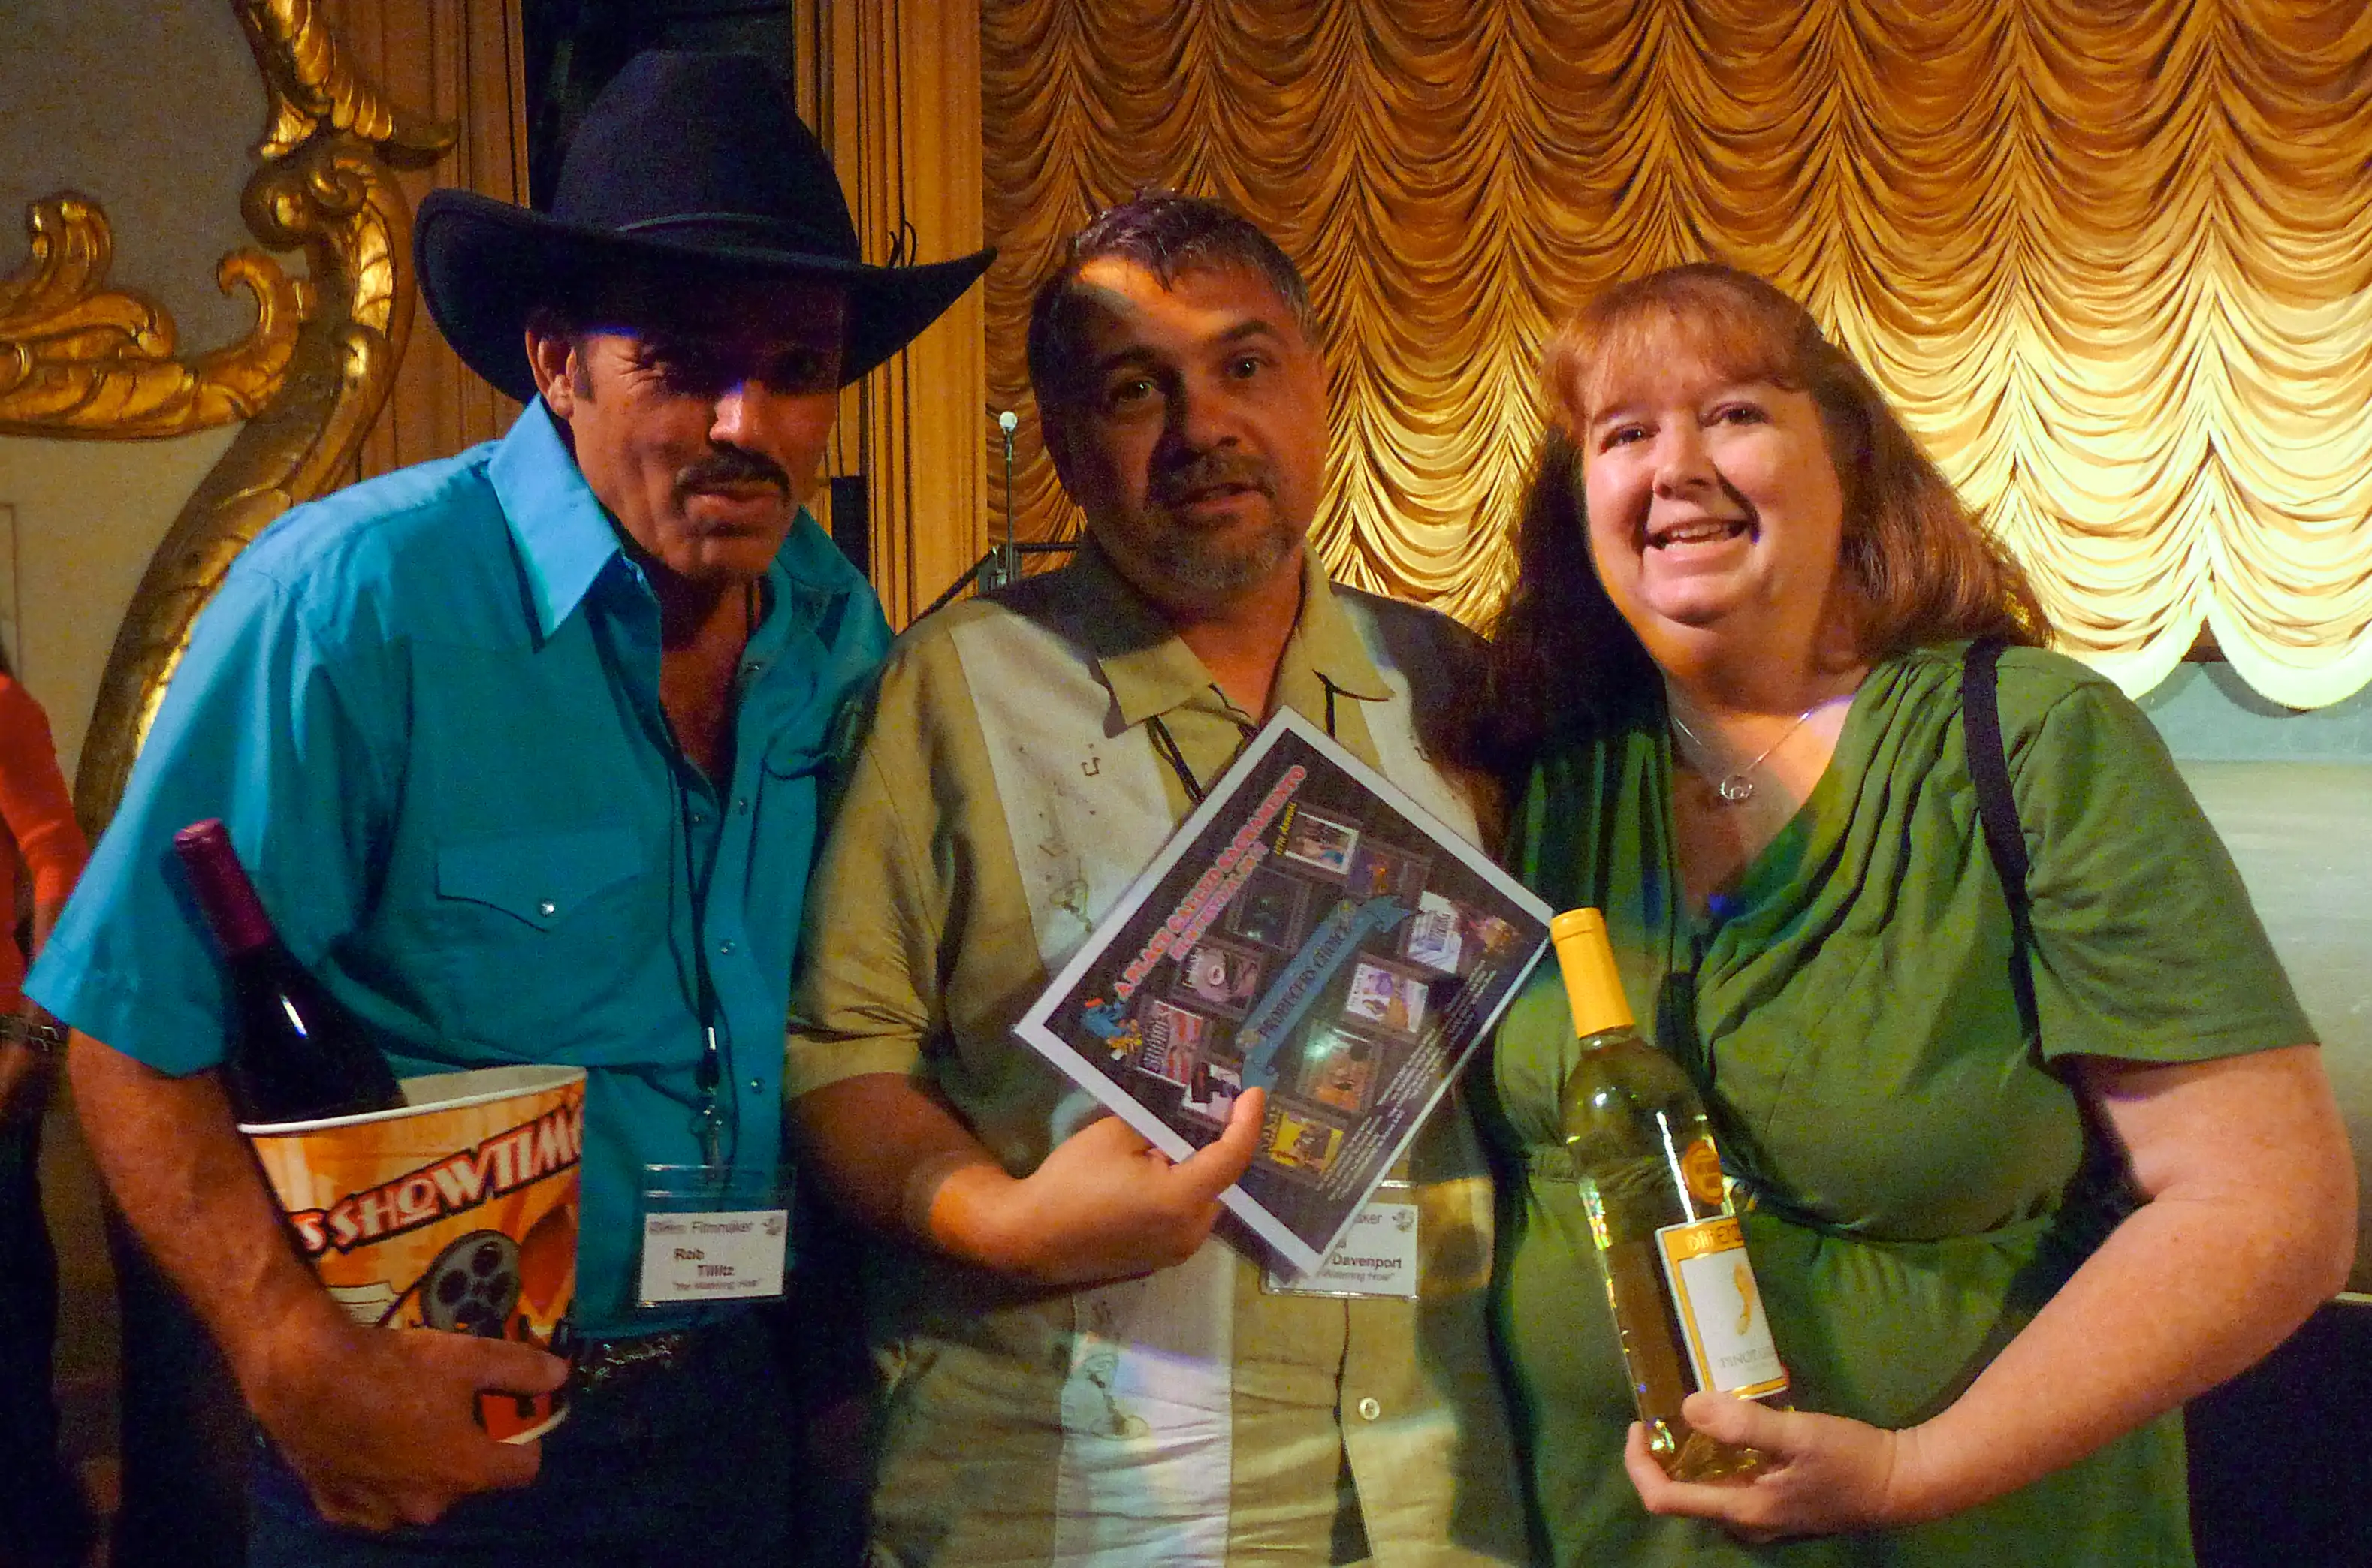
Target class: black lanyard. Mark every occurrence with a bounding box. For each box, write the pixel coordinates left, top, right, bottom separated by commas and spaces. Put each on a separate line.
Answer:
681, 786, 730, 1170
1145, 676, 1347, 804
680, 579, 763, 1171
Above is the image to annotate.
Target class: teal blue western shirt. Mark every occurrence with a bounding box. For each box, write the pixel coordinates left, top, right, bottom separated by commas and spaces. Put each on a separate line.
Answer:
32, 400, 890, 1335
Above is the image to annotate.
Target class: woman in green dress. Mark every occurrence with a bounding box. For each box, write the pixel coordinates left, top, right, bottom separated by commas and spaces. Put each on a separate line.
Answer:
1474, 263, 2355, 1565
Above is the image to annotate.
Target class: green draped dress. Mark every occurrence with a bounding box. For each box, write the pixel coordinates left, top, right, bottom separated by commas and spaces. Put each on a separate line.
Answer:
1480, 644, 2313, 1566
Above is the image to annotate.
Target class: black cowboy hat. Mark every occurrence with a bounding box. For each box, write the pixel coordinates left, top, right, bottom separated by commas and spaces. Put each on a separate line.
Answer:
416, 50, 993, 403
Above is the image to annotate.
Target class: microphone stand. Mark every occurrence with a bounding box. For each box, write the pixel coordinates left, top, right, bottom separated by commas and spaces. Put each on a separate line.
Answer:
919, 411, 1076, 620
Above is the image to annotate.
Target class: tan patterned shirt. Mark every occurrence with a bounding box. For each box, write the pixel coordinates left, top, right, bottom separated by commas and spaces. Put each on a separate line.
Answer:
787, 544, 1528, 1567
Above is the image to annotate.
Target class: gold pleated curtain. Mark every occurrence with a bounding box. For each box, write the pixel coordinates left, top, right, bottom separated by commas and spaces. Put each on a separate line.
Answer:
980, 0, 2372, 708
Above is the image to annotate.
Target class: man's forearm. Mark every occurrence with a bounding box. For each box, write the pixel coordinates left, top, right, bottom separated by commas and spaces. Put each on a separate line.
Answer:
795, 1071, 1266, 1287
792, 1072, 1006, 1254
789, 1071, 1139, 1280
31, 898, 64, 957
67, 1033, 345, 1395
68, 1031, 562, 1529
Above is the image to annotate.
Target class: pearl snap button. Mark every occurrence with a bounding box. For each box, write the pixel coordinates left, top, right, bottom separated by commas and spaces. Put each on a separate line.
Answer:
1357, 1397, 1381, 1422
538, 899, 557, 916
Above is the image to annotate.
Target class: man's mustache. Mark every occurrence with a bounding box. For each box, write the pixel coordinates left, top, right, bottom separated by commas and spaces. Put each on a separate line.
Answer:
674, 447, 790, 502
1151, 453, 1273, 506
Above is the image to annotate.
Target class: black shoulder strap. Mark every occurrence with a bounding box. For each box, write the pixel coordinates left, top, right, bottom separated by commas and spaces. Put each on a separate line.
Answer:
1961, 638, 2040, 1041
1966, 641, 2147, 1234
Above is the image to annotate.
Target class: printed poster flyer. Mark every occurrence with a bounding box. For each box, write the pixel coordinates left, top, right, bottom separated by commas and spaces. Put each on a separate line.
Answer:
1014, 709, 1552, 1276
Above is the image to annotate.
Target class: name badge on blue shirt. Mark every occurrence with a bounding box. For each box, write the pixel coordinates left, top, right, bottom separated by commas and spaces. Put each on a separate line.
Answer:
635, 1165, 791, 1309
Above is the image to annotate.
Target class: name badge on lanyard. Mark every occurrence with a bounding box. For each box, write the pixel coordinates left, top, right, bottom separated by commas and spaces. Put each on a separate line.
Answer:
1261, 1179, 1420, 1300
635, 1164, 791, 1309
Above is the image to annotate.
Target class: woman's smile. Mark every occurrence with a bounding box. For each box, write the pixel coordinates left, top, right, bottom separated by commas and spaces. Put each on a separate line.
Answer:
1643, 512, 1752, 550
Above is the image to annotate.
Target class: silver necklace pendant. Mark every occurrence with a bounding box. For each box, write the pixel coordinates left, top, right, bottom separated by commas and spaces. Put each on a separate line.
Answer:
1670, 687, 1860, 809
1670, 703, 1818, 808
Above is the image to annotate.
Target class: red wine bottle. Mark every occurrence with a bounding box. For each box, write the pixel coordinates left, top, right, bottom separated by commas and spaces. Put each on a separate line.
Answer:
173, 819, 403, 1123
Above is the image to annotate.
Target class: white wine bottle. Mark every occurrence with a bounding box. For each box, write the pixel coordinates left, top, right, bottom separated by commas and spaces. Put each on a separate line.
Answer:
1551, 907, 1785, 1482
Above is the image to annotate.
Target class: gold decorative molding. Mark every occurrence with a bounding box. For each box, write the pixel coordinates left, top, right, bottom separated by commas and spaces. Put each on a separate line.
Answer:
62, 4, 458, 838
238, 0, 458, 166
336, 0, 533, 484
0, 193, 308, 438
0, 0, 457, 443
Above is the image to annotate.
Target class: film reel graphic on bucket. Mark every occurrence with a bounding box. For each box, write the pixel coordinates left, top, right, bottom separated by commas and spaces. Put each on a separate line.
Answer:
407, 1227, 566, 1437
419, 1229, 521, 1337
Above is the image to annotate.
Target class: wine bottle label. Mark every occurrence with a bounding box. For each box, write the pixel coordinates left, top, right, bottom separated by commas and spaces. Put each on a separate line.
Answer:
1655, 1215, 1788, 1400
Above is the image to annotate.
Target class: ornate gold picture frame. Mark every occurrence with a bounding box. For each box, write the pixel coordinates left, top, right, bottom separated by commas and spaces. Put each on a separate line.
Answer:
0, 0, 457, 836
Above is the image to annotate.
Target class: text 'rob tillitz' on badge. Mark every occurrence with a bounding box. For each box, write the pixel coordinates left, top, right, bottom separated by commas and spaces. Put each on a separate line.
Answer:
636, 1165, 790, 1309
1654, 1214, 1788, 1399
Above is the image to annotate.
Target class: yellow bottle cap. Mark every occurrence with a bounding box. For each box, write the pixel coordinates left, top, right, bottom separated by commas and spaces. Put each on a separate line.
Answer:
1549, 907, 1635, 1037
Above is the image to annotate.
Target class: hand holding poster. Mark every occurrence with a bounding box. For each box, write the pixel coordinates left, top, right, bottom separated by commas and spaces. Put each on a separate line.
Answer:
1015, 710, 1550, 1276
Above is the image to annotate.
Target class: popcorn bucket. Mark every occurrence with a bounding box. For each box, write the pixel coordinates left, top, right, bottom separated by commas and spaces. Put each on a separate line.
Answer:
240, 1063, 584, 1442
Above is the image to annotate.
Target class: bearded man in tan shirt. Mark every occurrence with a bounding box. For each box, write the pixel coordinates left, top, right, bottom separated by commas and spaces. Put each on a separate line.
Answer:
789, 192, 1527, 1568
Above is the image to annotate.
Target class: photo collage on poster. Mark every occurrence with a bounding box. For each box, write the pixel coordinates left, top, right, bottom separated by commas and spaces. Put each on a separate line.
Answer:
1124, 795, 1522, 1190
1018, 713, 1550, 1272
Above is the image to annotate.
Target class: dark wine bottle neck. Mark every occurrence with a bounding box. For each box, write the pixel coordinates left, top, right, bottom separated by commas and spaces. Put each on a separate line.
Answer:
173, 821, 277, 957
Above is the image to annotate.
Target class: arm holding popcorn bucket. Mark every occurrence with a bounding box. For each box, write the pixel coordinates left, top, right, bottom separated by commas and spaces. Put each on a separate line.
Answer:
68, 1039, 569, 1531
24, 51, 964, 1557
61, 825, 584, 1529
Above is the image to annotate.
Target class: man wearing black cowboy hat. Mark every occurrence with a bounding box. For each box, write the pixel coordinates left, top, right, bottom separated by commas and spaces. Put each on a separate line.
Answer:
33, 50, 988, 1565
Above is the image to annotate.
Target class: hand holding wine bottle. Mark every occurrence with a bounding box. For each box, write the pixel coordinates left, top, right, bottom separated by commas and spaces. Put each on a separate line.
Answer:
1550, 908, 1786, 1482
1619, 1389, 1911, 1543
1558, 907, 1931, 1537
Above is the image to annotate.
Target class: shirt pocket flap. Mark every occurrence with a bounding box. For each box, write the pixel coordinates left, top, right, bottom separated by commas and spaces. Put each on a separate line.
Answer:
436, 824, 642, 930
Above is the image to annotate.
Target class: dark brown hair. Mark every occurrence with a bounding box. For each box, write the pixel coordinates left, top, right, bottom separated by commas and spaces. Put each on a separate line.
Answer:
1478, 263, 2049, 768
1025, 191, 1317, 412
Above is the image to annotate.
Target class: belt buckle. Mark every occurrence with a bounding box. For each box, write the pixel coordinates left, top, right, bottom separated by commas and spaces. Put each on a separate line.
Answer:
0, 1015, 68, 1053
569, 1328, 694, 1395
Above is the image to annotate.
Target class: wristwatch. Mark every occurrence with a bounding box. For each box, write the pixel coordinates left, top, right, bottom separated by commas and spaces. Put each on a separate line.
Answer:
0, 1015, 68, 1054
